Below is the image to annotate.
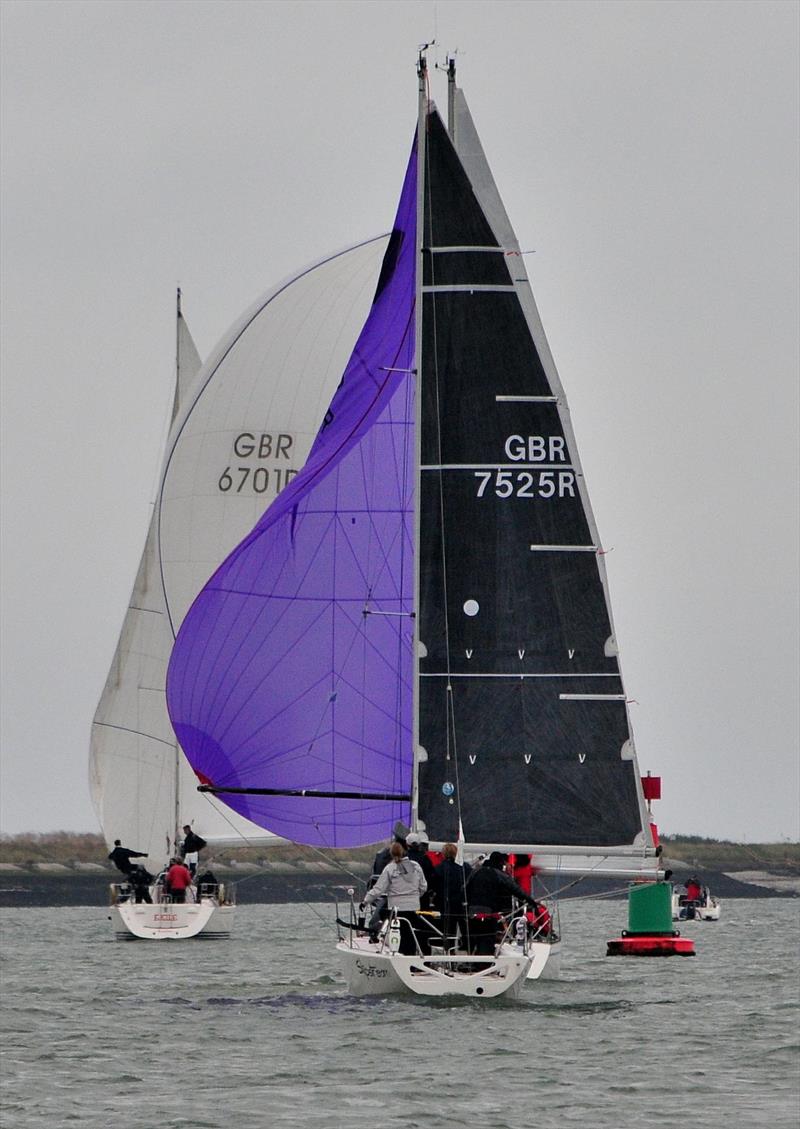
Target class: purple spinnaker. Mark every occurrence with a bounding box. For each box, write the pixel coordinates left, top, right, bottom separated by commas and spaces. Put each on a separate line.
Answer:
166, 143, 417, 847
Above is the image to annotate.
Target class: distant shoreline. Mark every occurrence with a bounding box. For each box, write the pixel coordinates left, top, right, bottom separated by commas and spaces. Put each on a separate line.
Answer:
0, 862, 795, 909
0, 832, 797, 908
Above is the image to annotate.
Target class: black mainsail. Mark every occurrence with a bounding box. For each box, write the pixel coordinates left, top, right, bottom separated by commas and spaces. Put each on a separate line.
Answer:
415, 84, 654, 871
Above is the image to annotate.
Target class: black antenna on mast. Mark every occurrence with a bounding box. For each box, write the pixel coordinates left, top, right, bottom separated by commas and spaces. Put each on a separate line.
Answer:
447, 55, 456, 142
418, 40, 433, 78
434, 50, 459, 141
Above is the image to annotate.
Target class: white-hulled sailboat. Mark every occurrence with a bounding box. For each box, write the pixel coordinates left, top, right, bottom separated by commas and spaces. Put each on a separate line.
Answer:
92, 243, 389, 937
165, 54, 661, 990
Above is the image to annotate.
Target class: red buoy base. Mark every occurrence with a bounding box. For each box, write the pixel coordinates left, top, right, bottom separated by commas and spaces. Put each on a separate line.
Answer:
606, 934, 695, 957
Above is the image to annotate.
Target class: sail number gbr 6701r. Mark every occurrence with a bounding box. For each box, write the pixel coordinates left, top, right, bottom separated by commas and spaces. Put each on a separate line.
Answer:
217, 432, 299, 496
474, 434, 577, 499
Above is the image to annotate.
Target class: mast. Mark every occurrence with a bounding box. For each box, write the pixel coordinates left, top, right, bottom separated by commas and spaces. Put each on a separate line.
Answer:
447, 56, 456, 142
173, 286, 182, 856
411, 51, 428, 834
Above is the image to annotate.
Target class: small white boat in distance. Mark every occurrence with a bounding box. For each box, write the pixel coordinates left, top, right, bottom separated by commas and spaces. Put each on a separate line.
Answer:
672, 879, 722, 921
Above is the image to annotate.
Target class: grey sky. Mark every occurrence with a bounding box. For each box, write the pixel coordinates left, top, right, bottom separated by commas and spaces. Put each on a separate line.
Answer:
1, 0, 798, 842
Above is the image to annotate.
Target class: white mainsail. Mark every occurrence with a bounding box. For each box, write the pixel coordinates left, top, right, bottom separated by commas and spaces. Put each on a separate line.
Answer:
91, 239, 389, 868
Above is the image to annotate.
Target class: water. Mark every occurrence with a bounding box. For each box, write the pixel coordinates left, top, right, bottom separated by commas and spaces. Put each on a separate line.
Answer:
1, 898, 797, 1128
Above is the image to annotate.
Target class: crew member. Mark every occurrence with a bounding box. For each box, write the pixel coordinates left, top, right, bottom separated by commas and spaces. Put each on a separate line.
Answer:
508, 853, 535, 895
363, 841, 428, 954
180, 826, 207, 877
108, 840, 148, 876
686, 876, 702, 902
407, 832, 435, 908
366, 830, 408, 933
129, 865, 153, 904
466, 852, 539, 955
431, 842, 471, 948
165, 857, 194, 904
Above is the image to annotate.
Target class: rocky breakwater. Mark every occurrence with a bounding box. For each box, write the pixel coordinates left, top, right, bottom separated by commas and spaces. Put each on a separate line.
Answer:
0, 857, 372, 908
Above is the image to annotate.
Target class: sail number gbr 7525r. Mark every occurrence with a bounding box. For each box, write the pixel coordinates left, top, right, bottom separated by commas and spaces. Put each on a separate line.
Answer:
473, 434, 577, 499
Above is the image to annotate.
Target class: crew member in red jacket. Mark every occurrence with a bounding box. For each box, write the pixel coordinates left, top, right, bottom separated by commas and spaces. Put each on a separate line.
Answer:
686, 877, 702, 902
508, 853, 535, 895
165, 858, 194, 904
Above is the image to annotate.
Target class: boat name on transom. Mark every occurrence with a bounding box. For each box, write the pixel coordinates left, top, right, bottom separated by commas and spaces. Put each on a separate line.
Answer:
355, 959, 389, 978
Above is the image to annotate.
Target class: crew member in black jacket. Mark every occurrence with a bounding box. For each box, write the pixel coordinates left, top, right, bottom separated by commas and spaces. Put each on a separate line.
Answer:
180, 826, 207, 877
406, 832, 435, 909
108, 840, 147, 875
466, 851, 537, 955
431, 842, 471, 947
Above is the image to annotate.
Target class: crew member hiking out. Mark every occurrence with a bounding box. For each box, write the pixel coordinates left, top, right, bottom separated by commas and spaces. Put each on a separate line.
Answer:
108, 840, 148, 876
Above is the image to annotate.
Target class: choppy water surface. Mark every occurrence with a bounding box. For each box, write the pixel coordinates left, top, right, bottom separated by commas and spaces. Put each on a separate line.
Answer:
1, 898, 798, 1128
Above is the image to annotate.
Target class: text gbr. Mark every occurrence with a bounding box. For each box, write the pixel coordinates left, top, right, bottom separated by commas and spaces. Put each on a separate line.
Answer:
474, 435, 576, 499
217, 432, 299, 496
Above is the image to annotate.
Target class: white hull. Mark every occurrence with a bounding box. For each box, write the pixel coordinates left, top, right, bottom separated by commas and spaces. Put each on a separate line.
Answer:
111, 899, 234, 940
337, 936, 558, 999
526, 937, 562, 980
672, 891, 721, 922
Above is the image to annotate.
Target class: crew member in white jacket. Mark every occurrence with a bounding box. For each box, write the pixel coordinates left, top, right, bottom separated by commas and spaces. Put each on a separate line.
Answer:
363, 841, 428, 954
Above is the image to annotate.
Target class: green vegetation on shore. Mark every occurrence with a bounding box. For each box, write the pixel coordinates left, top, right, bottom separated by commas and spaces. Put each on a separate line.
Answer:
1, 831, 798, 874
659, 835, 799, 874
0, 831, 375, 870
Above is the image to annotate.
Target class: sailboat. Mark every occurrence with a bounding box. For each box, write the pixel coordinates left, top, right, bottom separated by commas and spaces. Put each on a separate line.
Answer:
165, 54, 661, 992
91, 248, 387, 937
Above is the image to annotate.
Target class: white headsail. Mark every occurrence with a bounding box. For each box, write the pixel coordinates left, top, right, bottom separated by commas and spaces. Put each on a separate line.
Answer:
91, 239, 388, 868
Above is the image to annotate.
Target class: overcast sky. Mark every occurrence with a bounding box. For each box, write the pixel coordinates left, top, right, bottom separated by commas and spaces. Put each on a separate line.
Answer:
1, 0, 798, 843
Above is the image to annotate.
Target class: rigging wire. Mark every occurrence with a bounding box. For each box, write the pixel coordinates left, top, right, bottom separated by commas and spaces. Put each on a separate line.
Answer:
191, 795, 372, 932
422, 103, 474, 949
425, 105, 462, 819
